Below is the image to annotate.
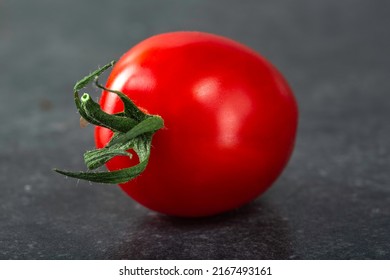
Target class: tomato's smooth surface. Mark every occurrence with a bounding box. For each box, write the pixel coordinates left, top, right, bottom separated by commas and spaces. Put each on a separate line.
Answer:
95, 31, 298, 217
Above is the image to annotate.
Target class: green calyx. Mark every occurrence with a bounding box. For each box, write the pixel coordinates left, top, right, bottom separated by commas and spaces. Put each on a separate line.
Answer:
54, 61, 164, 184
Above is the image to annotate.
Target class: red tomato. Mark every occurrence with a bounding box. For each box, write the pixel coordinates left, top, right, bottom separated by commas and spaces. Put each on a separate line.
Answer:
95, 31, 298, 217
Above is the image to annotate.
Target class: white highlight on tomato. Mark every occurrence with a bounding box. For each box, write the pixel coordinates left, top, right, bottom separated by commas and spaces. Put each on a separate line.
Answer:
193, 78, 220, 104
111, 65, 156, 92
193, 78, 252, 148
217, 91, 252, 148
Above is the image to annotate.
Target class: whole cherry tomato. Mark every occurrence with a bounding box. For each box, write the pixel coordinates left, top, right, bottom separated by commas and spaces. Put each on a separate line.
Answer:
92, 31, 298, 217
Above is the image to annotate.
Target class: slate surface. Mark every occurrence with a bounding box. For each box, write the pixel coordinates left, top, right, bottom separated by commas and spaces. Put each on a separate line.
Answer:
0, 0, 389, 259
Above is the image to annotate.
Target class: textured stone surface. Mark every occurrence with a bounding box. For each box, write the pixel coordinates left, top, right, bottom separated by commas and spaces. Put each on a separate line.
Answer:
0, 0, 389, 259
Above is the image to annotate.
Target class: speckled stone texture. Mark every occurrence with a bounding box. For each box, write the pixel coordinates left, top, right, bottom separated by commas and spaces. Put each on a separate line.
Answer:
0, 0, 389, 259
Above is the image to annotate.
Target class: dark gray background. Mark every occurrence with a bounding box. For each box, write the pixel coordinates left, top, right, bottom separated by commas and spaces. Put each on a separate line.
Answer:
1, 0, 389, 259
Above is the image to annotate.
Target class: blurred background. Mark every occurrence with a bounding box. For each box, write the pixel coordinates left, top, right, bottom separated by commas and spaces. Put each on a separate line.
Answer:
0, 0, 389, 259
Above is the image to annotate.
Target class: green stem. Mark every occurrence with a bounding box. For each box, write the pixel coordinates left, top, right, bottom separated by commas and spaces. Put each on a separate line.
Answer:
54, 136, 153, 184
54, 61, 164, 184
79, 93, 137, 133
94, 77, 146, 122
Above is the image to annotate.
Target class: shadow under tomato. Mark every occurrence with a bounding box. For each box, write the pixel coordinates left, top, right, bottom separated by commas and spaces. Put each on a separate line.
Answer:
106, 199, 294, 259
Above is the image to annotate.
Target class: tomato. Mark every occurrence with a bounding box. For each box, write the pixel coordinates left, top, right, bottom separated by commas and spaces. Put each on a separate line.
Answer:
95, 31, 298, 217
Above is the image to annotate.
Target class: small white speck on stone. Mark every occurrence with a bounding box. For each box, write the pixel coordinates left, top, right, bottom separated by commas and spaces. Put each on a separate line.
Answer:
147, 212, 157, 217
354, 178, 364, 187
134, 204, 142, 209
318, 169, 328, 177
371, 208, 380, 214
24, 185, 32, 192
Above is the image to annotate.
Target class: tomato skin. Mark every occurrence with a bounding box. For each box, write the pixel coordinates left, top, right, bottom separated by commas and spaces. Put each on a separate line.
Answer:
95, 31, 298, 217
